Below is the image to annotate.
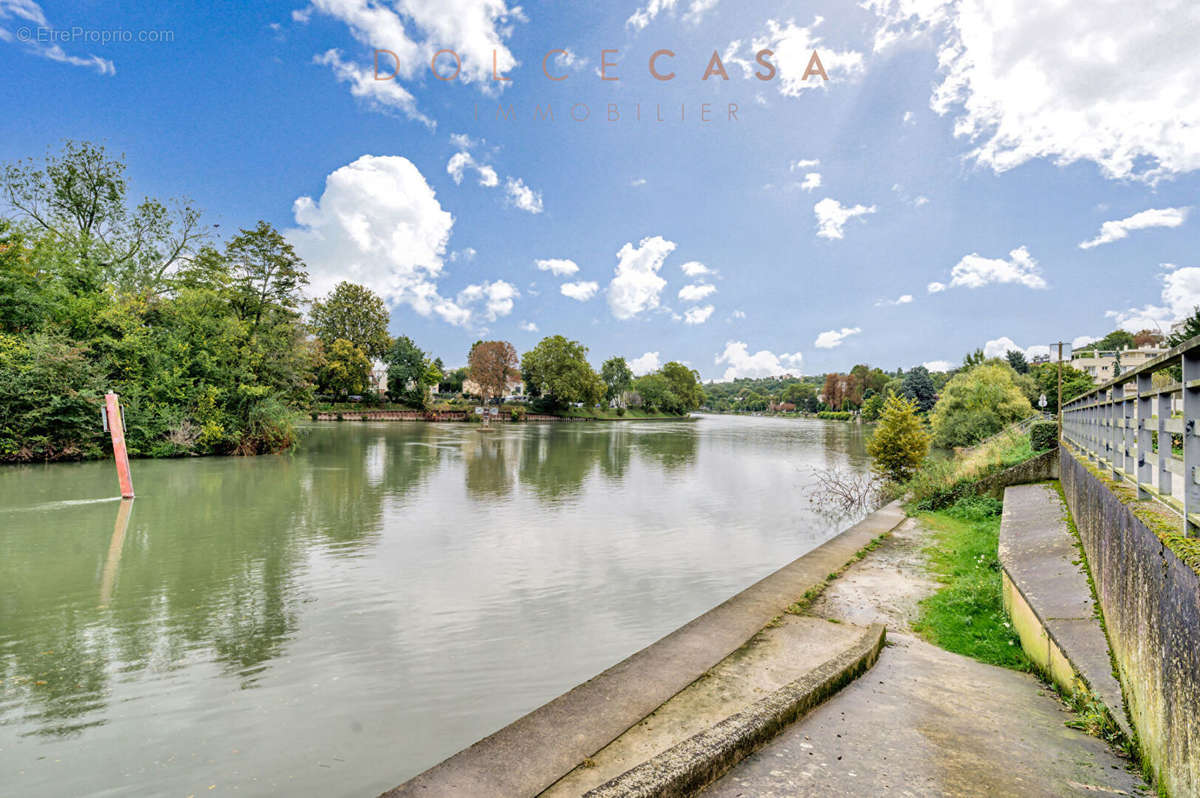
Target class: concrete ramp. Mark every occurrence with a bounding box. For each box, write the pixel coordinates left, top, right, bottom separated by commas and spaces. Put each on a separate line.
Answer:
999, 483, 1132, 740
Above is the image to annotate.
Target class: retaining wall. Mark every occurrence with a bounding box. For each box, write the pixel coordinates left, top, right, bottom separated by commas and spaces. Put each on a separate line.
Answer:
1059, 448, 1200, 797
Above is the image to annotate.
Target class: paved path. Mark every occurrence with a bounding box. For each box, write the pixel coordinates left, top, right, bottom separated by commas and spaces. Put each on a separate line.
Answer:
703, 518, 1147, 797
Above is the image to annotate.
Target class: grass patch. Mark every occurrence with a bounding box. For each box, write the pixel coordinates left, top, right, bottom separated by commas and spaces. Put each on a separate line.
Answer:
913, 495, 1030, 670
906, 426, 1041, 511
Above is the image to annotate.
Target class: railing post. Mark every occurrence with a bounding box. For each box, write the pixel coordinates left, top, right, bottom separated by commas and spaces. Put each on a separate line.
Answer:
1183, 350, 1200, 536
1110, 384, 1123, 481
1123, 379, 1137, 483
1137, 372, 1152, 499
1158, 387, 1173, 502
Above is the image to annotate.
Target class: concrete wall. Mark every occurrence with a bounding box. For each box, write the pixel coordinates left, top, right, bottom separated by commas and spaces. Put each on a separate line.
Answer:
1059, 449, 1200, 797
979, 448, 1059, 500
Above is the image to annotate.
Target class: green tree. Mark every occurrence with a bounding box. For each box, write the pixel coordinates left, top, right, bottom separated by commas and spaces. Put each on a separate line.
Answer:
633, 373, 673, 411
962, 348, 986, 369
900, 366, 938, 413
600, 356, 633, 404
660, 361, 704, 414
320, 338, 371, 398
1, 140, 206, 293
1005, 349, 1029, 374
441, 366, 469, 394
1029, 362, 1095, 415
930, 363, 1034, 448
1168, 309, 1200, 347
385, 336, 432, 404
225, 221, 308, 334
1094, 329, 1136, 352
309, 281, 391, 359
867, 394, 930, 482
521, 335, 603, 407
860, 391, 886, 421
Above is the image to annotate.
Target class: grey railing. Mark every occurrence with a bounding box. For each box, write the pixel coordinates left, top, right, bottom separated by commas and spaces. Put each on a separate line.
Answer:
1061, 336, 1198, 536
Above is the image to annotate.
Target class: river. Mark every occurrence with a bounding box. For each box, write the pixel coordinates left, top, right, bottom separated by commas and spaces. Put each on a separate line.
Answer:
0, 414, 871, 797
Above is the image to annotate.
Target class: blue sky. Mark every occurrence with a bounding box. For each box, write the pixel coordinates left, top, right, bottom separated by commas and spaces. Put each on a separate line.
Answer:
1, 0, 1197, 379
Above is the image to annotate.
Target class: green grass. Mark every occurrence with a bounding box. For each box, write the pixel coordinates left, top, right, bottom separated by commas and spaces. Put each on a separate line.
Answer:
913, 496, 1030, 670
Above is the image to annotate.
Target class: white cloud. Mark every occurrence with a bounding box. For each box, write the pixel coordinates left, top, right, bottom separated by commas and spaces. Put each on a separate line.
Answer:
729, 309, 746, 320
875, 294, 913, 307
923, 360, 954, 372
714, 341, 803, 380
627, 0, 720, 30
982, 336, 1022, 358
1107, 264, 1200, 332
680, 260, 710, 277
316, 50, 431, 127
608, 235, 675, 319
561, 281, 599, 301
799, 172, 822, 192
914, 195, 930, 207
449, 140, 541, 210
946, 246, 1046, 290
505, 177, 544, 214
629, 352, 661, 376
868, 0, 1200, 181
535, 258, 579, 277
288, 154, 478, 325
728, 17, 864, 97
457, 280, 518, 322
630, 177, 647, 187
1072, 335, 1097, 349
814, 198, 877, 239
790, 158, 820, 170
902, 110, 915, 125
0, 1, 115, 74
519, 320, 538, 332
300, 0, 522, 118
684, 305, 715, 325
814, 327, 861, 349
678, 283, 717, 302
1079, 207, 1189, 249
927, 281, 946, 293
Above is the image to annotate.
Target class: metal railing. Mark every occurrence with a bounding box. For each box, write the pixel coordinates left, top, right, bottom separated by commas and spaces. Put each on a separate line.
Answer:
1061, 335, 1199, 536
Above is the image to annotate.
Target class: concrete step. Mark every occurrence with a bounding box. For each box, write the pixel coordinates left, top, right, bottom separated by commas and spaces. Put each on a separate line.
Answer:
999, 483, 1134, 741
543, 619, 885, 797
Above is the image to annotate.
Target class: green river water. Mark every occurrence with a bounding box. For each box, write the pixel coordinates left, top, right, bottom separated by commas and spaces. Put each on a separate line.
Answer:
0, 414, 870, 797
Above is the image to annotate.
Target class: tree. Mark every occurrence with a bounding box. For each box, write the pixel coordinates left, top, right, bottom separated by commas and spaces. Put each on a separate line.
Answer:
633, 373, 673, 411
867, 395, 930, 482
319, 338, 371, 398
1094, 329, 1136, 352
900, 366, 937, 413
441, 366, 468, 394
1132, 329, 1164, 348
310, 281, 391, 359
1005, 349, 1029, 374
600, 356, 633, 404
521, 335, 604, 407
781, 381, 818, 412
386, 335, 433, 404
225, 221, 308, 333
860, 391, 886, 421
660, 361, 704, 413
930, 363, 1034, 448
1168, 308, 1200, 347
962, 348, 986, 369
1029, 362, 1094, 415
2, 140, 206, 293
468, 340, 519, 403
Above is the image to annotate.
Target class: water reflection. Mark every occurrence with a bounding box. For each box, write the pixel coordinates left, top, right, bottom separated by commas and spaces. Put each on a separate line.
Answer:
0, 416, 867, 797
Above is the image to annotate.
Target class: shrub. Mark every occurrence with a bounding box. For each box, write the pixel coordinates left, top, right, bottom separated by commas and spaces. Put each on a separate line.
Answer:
616, 406, 626, 417
930, 363, 1033, 448
867, 394, 931, 483
1030, 421, 1058, 452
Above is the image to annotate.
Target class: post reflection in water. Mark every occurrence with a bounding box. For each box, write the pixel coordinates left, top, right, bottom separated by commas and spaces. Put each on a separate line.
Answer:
0, 415, 868, 798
